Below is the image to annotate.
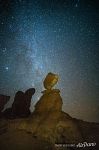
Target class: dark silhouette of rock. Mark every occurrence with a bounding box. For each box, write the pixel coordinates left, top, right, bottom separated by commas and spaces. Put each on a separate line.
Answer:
3, 88, 35, 118
0, 95, 10, 113
12, 91, 26, 117
12, 88, 35, 117
3, 107, 13, 119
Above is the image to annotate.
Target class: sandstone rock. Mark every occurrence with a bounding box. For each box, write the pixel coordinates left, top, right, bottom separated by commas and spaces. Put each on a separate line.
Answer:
34, 89, 63, 113
35, 73, 62, 113
0, 73, 99, 150
19, 73, 83, 144
43, 72, 59, 90
25, 73, 63, 140
3, 88, 35, 118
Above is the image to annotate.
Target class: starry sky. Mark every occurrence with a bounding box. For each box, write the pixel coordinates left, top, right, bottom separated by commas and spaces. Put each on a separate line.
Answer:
0, 0, 99, 122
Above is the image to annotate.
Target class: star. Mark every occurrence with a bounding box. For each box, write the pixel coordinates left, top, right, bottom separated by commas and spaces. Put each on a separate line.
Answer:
2, 48, 7, 53
1, 22, 4, 25
75, 4, 78, 7
5, 67, 9, 71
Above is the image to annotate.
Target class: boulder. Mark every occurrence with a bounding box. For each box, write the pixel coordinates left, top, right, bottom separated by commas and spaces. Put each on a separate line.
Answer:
43, 72, 59, 90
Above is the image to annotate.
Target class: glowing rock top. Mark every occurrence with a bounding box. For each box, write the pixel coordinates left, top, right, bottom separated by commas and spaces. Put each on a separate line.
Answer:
43, 72, 59, 90
34, 72, 62, 112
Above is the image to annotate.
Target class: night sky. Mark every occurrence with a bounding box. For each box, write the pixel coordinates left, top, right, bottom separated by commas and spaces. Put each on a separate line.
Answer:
0, 0, 99, 122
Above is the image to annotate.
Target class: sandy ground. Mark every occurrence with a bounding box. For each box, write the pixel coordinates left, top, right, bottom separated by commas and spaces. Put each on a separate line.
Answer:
0, 129, 56, 150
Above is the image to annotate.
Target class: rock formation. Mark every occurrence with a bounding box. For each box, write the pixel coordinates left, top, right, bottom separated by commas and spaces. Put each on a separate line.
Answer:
0, 73, 99, 150
35, 72, 62, 113
3, 88, 35, 118
26, 73, 63, 141
16, 73, 98, 148
17, 73, 82, 144
43, 72, 59, 90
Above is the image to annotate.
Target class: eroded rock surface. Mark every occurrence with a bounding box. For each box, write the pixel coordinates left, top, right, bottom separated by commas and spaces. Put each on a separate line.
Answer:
16, 73, 82, 144
0, 73, 99, 150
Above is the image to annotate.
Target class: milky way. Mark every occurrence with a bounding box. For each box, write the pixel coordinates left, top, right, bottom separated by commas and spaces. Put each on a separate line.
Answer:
0, 0, 99, 122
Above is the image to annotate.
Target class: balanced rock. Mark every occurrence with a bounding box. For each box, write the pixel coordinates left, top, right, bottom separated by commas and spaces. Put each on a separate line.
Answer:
35, 72, 62, 113
22, 73, 63, 140
21, 73, 82, 143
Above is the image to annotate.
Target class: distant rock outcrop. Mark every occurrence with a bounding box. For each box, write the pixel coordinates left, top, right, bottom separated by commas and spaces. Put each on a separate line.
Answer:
0, 95, 10, 113
3, 88, 35, 118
